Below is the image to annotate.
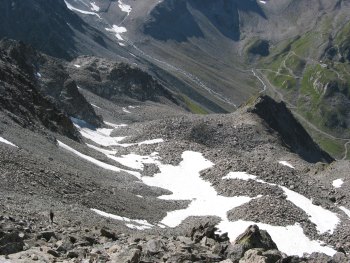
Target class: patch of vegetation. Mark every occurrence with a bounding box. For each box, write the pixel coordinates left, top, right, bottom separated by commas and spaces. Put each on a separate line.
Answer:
182, 95, 209, 114
267, 72, 297, 91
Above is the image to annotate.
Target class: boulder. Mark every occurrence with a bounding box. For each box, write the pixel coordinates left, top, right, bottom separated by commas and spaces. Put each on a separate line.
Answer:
112, 248, 141, 263
36, 231, 57, 242
100, 228, 118, 241
234, 225, 277, 251
227, 225, 278, 262
146, 239, 164, 255
239, 249, 270, 263
0, 232, 25, 255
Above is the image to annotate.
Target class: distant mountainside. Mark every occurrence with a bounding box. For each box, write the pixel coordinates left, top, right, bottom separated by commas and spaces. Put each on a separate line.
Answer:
2, 2, 350, 261
0, 0, 131, 60
1, 0, 350, 158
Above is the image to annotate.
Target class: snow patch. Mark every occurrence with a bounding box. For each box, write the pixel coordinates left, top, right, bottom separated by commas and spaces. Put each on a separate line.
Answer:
90, 2, 100, 11
0, 137, 18, 148
91, 208, 153, 230
122, 107, 131, 113
278, 161, 295, 169
58, 140, 140, 178
105, 25, 127, 41
91, 103, 101, 109
217, 221, 335, 257
223, 171, 339, 234
118, 0, 132, 14
340, 206, 350, 218
64, 0, 101, 18
104, 122, 128, 128
332, 179, 344, 188
282, 186, 339, 234
138, 139, 164, 145
223, 172, 257, 181
107, 153, 159, 170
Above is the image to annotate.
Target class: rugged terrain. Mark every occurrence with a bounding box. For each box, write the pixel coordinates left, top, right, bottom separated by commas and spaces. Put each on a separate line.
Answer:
0, 40, 350, 262
1, 0, 350, 262
3, 0, 350, 158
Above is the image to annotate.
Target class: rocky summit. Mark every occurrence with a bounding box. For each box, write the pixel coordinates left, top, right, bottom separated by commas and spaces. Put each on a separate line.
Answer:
1, 1, 350, 263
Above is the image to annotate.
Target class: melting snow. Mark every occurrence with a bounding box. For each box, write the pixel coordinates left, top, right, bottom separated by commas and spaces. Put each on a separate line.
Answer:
223, 172, 339, 234
223, 172, 257, 181
64, 0, 101, 18
91, 103, 101, 109
90, 2, 100, 11
123, 107, 131, 113
105, 25, 127, 41
333, 179, 344, 188
107, 153, 159, 170
217, 221, 335, 256
282, 186, 339, 234
340, 206, 350, 218
104, 122, 128, 128
0, 137, 18, 148
118, 0, 132, 14
58, 140, 140, 178
91, 209, 153, 230
70, 117, 337, 256
278, 161, 295, 169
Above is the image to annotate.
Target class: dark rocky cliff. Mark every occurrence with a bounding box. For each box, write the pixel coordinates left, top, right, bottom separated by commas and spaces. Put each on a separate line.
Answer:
249, 96, 334, 163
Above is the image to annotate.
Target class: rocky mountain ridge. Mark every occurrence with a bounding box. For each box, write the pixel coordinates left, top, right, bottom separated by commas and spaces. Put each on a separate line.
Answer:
1, 1, 350, 262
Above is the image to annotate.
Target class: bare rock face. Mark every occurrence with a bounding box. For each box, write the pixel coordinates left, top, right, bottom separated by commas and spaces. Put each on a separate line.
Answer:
248, 96, 334, 163
227, 225, 278, 263
69, 57, 180, 105
0, 39, 103, 130
0, 40, 81, 141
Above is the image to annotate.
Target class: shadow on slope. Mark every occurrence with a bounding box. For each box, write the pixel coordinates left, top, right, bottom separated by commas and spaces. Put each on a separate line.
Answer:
143, 0, 266, 42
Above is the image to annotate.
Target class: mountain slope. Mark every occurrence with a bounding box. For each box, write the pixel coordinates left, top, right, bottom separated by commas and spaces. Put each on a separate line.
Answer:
0, 0, 131, 60
255, 0, 350, 158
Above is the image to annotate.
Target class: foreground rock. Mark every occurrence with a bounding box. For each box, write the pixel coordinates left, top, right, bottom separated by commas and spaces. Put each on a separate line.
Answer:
0, 216, 348, 263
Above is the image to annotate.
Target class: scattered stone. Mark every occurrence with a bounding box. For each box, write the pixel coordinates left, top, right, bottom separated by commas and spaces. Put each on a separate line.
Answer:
36, 231, 56, 242
47, 249, 60, 257
100, 228, 118, 241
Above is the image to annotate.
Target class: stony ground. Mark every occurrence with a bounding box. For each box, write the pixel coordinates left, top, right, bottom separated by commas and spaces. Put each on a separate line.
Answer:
1, 85, 350, 262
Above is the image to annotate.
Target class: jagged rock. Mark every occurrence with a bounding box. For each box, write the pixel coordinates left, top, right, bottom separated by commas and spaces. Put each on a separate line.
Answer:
56, 239, 73, 253
36, 231, 56, 242
262, 250, 284, 262
47, 249, 60, 257
332, 252, 349, 263
238, 248, 284, 263
84, 235, 98, 246
166, 252, 193, 263
239, 249, 267, 263
146, 239, 164, 255
67, 250, 79, 258
249, 96, 333, 163
188, 223, 221, 243
112, 248, 141, 263
100, 228, 118, 241
234, 225, 277, 251
227, 225, 277, 263
200, 236, 217, 247
0, 231, 25, 255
